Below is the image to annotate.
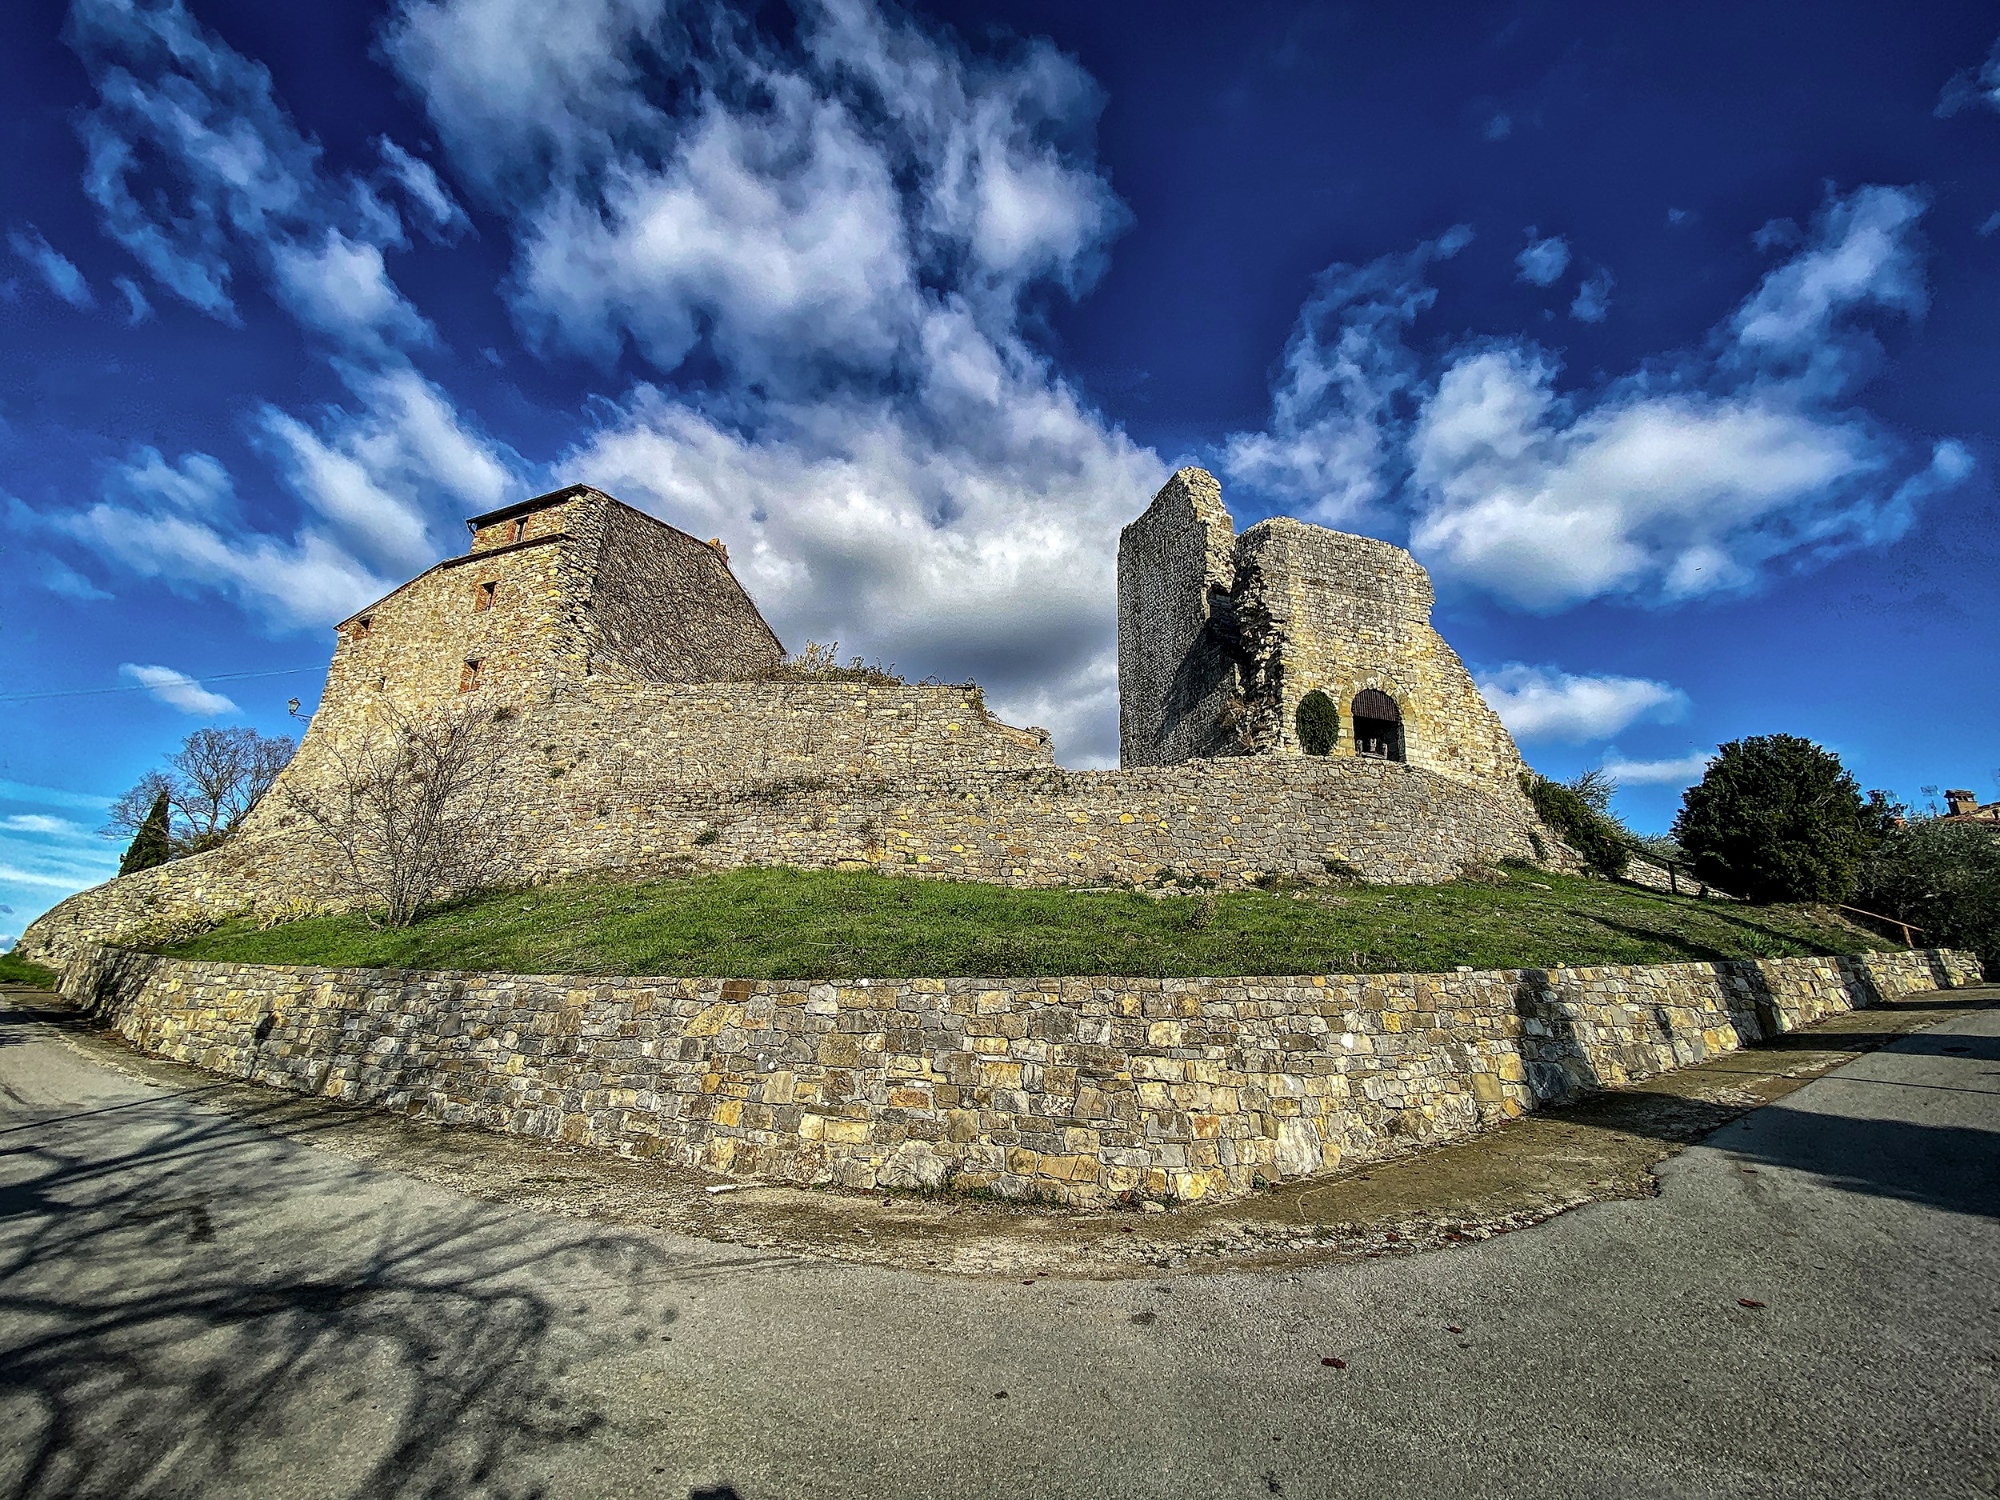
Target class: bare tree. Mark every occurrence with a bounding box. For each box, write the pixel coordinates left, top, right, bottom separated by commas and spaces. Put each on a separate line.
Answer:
104, 728, 297, 857
284, 701, 519, 926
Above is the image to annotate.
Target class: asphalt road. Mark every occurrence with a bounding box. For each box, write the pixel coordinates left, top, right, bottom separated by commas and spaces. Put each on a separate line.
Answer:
0, 990, 1995, 1500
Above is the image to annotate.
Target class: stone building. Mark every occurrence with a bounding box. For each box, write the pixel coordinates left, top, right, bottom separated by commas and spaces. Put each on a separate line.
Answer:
1117, 468, 1522, 790
320, 483, 783, 725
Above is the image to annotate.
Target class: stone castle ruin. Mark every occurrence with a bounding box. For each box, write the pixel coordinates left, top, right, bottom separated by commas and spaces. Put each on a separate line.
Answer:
23, 470, 1552, 965
1118, 468, 1520, 786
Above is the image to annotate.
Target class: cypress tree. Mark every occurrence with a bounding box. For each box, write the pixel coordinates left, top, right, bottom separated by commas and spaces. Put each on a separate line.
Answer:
119, 791, 173, 876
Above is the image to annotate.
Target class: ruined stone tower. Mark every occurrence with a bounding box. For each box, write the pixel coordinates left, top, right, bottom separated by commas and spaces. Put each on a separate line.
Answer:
1117, 468, 1522, 790
318, 483, 783, 728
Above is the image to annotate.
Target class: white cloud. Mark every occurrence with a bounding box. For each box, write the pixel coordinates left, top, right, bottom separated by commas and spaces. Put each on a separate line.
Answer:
8, 227, 94, 308
1483, 113, 1512, 141
1727, 185, 1926, 391
1599, 750, 1714, 786
1219, 227, 1471, 520
0, 814, 88, 837
112, 273, 152, 322
1937, 35, 2000, 116
40, 559, 112, 602
119, 663, 239, 715
376, 138, 468, 239
1570, 268, 1612, 322
1515, 232, 1570, 287
1475, 664, 1687, 743
270, 230, 433, 353
1232, 183, 1967, 611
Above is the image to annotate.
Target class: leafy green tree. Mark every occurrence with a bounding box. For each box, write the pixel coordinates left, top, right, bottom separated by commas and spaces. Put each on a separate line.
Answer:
117, 790, 173, 875
1673, 735, 1870, 902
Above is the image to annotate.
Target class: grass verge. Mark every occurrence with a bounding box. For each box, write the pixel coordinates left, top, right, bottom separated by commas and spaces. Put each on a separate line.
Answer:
0, 952, 58, 989
157, 864, 1890, 979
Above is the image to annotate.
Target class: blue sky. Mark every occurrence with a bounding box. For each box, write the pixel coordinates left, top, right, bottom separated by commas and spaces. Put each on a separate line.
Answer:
5, 0, 1999, 943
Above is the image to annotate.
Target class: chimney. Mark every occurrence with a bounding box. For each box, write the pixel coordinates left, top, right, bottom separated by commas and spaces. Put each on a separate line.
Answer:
709, 538, 729, 563
1945, 789, 1977, 817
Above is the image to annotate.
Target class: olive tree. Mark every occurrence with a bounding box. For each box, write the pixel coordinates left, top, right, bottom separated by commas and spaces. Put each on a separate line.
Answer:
283, 701, 519, 927
1856, 817, 2000, 967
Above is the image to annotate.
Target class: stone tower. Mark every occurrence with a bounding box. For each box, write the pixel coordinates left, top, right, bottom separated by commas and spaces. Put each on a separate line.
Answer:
1116, 468, 1522, 790
316, 483, 783, 729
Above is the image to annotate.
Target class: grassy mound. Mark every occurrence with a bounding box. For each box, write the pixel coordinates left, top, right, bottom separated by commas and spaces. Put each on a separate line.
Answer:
157, 865, 1890, 980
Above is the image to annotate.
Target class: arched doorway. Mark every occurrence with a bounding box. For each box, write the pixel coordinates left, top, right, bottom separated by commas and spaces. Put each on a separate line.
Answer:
1351, 688, 1404, 762
1295, 690, 1339, 755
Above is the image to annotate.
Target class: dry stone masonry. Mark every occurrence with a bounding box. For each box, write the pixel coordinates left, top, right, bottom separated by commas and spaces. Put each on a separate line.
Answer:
23, 473, 1558, 966
60, 946, 1984, 1207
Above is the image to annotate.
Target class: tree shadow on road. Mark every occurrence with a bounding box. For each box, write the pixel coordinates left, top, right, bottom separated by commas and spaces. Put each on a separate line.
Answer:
0, 1000, 773, 1500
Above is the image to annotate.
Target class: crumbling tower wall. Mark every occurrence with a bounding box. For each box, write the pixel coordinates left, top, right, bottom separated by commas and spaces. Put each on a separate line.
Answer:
1116, 468, 1241, 767
1116, 468, 1523, 792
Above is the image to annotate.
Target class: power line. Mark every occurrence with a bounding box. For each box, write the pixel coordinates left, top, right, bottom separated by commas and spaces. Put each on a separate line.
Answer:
0, 666, 322, 704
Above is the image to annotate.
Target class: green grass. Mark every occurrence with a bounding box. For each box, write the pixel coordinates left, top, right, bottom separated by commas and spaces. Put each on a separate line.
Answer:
156, 864, 1891, 979
0, 952, 58, 989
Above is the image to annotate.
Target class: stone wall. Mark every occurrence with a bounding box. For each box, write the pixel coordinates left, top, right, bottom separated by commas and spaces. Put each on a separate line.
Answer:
60, 945, 1984, 1207
21, 679, 1553, 967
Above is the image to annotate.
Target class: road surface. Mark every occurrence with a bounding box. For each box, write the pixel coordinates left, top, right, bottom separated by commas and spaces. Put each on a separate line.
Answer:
0, 987, 1995, 1499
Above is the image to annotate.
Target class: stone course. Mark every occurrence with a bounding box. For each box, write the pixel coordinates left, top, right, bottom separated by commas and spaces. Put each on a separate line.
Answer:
60, 945, 1982, 1207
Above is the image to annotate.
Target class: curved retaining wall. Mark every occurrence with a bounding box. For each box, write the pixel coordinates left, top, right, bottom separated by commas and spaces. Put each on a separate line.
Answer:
59, 945, 1983, 1205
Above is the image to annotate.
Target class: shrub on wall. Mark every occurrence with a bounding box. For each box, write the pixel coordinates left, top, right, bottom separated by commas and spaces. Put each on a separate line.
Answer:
1673, 735, 1871, 903
1296, 691, 1339, 756
1521, 772, 1630, 878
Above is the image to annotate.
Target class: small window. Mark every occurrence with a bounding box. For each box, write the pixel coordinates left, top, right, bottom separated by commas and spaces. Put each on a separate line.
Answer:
474, 579, 497, 612
1352, 688, 1405, 762
460, 658, 484, 693
511, 517, 528, 543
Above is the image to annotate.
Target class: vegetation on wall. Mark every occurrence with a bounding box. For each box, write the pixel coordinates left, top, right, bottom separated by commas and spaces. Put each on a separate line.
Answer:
1521, 769, 1631, 878
1673, 735, 1875, 903
1295, 690, 1339, 756
752, 639, 910, 686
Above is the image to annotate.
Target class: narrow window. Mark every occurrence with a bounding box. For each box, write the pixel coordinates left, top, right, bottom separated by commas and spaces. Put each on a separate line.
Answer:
474, 579, 497, 612
511, 517, 528, 543
460, 658, 484, 693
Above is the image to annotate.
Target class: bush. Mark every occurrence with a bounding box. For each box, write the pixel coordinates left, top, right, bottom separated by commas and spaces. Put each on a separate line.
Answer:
1295, 691, 1339, 756
1855, 818, 2000, 967
1673, 734, 1871, 903
1521, 772, 1630, 878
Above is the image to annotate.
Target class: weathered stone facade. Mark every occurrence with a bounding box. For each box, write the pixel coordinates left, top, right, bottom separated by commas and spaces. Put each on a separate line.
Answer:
59, 945, 1984, 1206
1117, 468, 1521, 790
